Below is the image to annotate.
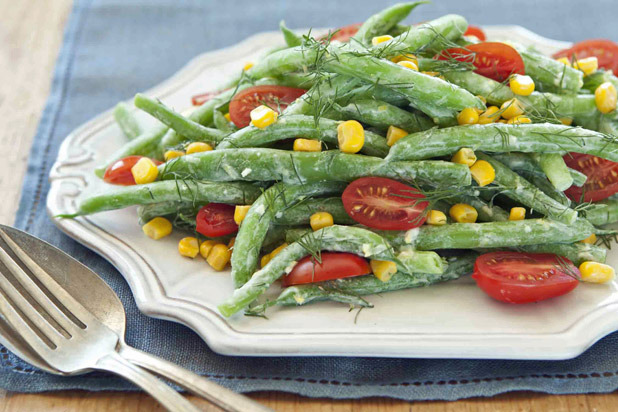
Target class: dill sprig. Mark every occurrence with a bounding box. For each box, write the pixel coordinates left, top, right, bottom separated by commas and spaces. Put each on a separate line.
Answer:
555, 255, 581, 281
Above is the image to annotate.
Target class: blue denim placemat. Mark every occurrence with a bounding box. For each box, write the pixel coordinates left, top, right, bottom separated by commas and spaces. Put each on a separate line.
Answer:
4, 0, 618, 400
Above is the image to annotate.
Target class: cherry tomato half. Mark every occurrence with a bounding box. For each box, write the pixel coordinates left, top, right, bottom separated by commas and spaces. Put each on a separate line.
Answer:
228, 85, 307, 128
342, 177, 428, 231
323, 23, 362, 42
282, 252, 370, 287
464, 25, 486, 42
437, 42, 525, 82
191, 89, 226, 106
472, 252, 579, 304
103, 156, 162, 186
563, 153, 618, 202
554, 39, 618, 74
195, 203, 238, 237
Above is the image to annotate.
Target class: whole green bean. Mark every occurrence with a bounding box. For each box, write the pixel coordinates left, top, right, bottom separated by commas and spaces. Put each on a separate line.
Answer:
351, 2, 426, 46
335, 99, 435, 133
492, 152, 586, 188
113, 103, 142, 140
584, 200, 618, 226
518, 171, 570, 206
137, 201, 200, 226
518, 243, 606, 266
514, 45, 583, 93
533, 153, 573, 191
213, 109, 234, 133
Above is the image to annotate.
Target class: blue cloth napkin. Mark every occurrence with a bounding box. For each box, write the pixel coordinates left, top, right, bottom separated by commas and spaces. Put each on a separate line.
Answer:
3, 0, 618, 400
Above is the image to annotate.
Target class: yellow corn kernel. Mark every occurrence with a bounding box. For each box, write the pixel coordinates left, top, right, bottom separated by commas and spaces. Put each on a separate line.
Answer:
371, 35, 393, 46
270, 243, 288, 258
556, 57, 571, 66
250, 105, 278, 128
470, 160, 496, 187
457, 107, 479, 125
579, 261, 616, 284
178, 237, 199, 258
497, 119, 507, 123
386, 125, 408, 146
397, 60, 419, 71
509, 207, 526, 221
293, 138, 322, 152
595, 82, 617, 114
224, 112, 231, 122
260, 254, 272, 268
392, 53, 417, 64
186, 142, 213, 154
476, 95, 487, 105
581, 233, 597, 244
509, 74, 535, 96
199, 240, 216, 259
370, 259, 397, 282
560, 117, 573, 126
310, 212, 334, 231
206, 244, 231, 271
243, 61, 254, 71
337, 120, 365, 153
131, 157, 158, 185
164, 150, 185, 161
422, 71, 441, 77
478, 106, 500, 124
228, 237, 236, 248
500, 98, 525, 119
507, 115, 532, 125
234, 205, 251, 225
573, 57, 598, 76
449, 203, 478, 223
451, 148, 477, 167
426, 210, 447, 226
142, 217, 172, 240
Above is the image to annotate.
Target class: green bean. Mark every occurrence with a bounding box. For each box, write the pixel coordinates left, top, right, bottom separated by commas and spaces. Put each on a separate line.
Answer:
247, 253, 477, 314
532, 153, 573, 191
283, 74, 363, 116
518, 243, 606, 266
231, 182, 347, 287
351, 2, 426, 46
216, 115, 389, 157
442, 195, 509, 222
492, 152, 586, 188
279, 20, 302, 47
514, 46, 583, 93
335, 99, 435, 133
113, 103, 142, 140
582, 70, 618, 93
476, 153, 577, 224
159, 149, 471, 187
137, 201, 200, 226
584, 200, 618, 226
519, 171, 570, 206
213, 110, 234, 133
68, 181, 263, 216
386, 123, 618, 163
272, 197, 355, 226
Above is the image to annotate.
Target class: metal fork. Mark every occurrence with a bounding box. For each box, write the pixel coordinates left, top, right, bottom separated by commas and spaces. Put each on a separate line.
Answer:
0, 229, 201, 412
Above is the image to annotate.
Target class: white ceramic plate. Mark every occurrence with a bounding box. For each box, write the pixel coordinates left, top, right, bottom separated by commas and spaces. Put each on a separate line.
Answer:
48, 26, 618, 359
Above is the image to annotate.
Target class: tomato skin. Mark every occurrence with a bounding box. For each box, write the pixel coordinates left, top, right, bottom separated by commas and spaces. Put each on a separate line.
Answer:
554, 39, 618, 74
195, 203, 238, 237
342, 177, 428, 231
563, 153, 618, 202
103, 156, 162, 186
282, 252, 370, 287
191, 89, 225, 106
324, 23, 362, 42
464, 25, 486, 42
472, 252, 579, 304
437, 42, 525, 82
228, 85, 307, 128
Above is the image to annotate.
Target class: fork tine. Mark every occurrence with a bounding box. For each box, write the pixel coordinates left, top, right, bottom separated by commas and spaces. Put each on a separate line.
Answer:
0, 230, 84, 336
0, 229, 95, 328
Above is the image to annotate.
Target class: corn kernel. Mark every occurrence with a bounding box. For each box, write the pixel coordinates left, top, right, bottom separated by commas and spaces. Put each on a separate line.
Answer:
470, 160, 496, 187
337, 120, 365, 153
478, 106, 500, 124
224, 112, 231, 122
427, 210, 447, 226
164, 150, 185, 161
579, 261, 616, 284
250, 105, 278, 128
270, 243, 288, 258
497, 119, 507, 123
556, 57, 571, 66
560, 117, 573, 126
457, 107, 479, 125
199, 240, 216, 259
451, 148, 477, 167
370, 259, 397, 282
573, 57, 598, 76
142, 217, 172, 240
293, 138, 322, 152
507, 115, 532, 125
186, 142, 213, 154
206, 244, 231, 271
397, 60, 419, 71
178, 237, 199, 258
421, 71, 441, 77
243, 61, 254, 71
509, 74, 535, 96
392, 53, 417, 64
386, 125, 408, 146
500, 98, 525, 119
509, 207, 526, 221
228, 237, 236, 248
310, 212, 334, 231
261, 254, 272, 268
595, 82, 617, 114
131, 157, 158, 184
371, 35, 393, 46
581, 233, 597, 244
234, 205, 251, 225
449, 203, 478, 223
476, 95, 487, 105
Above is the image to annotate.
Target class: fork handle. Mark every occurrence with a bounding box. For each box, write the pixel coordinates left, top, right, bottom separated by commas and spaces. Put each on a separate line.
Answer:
96, 351, 200, 412
119, 344, 272, 412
